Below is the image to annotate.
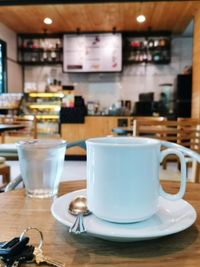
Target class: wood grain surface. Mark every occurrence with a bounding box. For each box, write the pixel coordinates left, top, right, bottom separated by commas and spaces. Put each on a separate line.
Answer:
192, 8, 200, 119
0, 2, 198, 34
0, 180, 199, 267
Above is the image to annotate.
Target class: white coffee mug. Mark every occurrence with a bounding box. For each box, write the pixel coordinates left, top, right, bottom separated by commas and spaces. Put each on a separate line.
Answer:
86, 137, 187, 223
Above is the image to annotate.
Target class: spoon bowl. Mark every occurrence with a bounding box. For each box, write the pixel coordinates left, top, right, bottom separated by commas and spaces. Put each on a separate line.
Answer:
68, 196, 91, 234
68, 196, 90, 216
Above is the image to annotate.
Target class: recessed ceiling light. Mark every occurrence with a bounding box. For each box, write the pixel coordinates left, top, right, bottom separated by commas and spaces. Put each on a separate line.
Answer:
136, 15, 146, 23
43, 17, 53, 25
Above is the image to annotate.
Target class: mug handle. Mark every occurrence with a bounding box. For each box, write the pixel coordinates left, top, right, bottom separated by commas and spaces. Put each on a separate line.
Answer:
159, 148, 187, 200
161, 140, 200, 163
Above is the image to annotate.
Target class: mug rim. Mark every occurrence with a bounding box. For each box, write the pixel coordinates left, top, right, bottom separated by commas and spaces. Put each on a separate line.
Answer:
86, 136, 160, 146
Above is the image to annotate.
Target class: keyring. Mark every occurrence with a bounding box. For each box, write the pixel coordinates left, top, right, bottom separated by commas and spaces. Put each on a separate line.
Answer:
19, 226, 43, 249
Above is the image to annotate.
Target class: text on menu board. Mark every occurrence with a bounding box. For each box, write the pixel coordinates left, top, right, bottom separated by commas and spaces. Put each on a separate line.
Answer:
63, 33, 122, 73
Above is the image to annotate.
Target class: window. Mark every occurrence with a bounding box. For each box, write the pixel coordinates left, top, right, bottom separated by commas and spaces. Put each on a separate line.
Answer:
0, 40, 7, 93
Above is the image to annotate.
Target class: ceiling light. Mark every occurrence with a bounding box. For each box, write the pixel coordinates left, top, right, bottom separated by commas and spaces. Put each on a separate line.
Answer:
136, 15, 146, 23
43, 17, 53, 25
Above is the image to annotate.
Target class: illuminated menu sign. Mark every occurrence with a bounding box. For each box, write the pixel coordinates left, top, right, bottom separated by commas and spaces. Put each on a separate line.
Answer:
63, 33, 122, 73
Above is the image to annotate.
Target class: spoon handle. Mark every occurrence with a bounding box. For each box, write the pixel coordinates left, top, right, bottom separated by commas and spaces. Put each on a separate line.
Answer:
69, 213, 86, 234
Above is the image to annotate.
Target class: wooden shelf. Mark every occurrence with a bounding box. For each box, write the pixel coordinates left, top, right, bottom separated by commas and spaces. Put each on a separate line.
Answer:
18, 47, 62, 52
123, 36, 171, 65
28, 92, 64, 98
28, 104, 61, 109
18, 61, 62, 65
36, 114, 59, 120
17, 33, 63, 66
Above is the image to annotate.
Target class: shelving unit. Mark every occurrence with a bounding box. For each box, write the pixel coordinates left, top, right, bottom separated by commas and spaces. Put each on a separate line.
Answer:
123, 35, 171, 65
17, 33, 171, 66
20, 92, 64, 136
17, 34, 63, 65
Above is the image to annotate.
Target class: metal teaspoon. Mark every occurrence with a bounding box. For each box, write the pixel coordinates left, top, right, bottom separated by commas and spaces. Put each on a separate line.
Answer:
68, 196, 91, 234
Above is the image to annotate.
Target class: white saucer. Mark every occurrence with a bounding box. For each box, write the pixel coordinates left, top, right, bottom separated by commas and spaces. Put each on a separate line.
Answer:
51, 189, 197, 242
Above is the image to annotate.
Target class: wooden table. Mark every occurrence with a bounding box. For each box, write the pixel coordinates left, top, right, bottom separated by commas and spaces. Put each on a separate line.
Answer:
0, 124, 25, 155
0, 123, 25, 141
0, 124, 25, 133
0, 180, 200, 267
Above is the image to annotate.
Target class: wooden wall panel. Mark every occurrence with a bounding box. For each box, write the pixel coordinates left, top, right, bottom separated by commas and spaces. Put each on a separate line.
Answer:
192, 8, 200, 118
0, 2, 199, 34
61, 116, 131, 155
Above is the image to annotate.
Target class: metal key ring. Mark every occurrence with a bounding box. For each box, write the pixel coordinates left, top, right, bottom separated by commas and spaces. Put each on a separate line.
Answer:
19, 227, 43, 249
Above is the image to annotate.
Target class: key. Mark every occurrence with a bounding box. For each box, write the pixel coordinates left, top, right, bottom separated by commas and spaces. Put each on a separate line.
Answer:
10, 260, 19, 267
3, 260, 19, 267
0, 237, 29, 257
0, 237, 30, 267
33, 247, 65, 267
2, 245, 34, 267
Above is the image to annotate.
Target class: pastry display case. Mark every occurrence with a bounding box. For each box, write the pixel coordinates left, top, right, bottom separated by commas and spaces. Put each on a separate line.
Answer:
20, 92, 64, 136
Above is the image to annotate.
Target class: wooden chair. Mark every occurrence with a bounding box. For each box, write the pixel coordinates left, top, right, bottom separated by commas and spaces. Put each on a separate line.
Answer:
112, 116, 166, 137
160, 118, 200, 170
0, 164, 10, 191
1, 115, 37, 144
0, 115, 8, 143
132, 117, 167, 137
175, 118, 200, 182
133, 118, 200, 182
0, 156, 11, 192
132, 116, 166, 121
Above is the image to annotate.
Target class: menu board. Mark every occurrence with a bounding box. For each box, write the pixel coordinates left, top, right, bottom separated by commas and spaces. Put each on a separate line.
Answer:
63, 33, 122, 73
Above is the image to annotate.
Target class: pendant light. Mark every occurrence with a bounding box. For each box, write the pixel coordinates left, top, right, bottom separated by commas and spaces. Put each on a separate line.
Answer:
136, 15, 146, 23
43, 17, 53, 25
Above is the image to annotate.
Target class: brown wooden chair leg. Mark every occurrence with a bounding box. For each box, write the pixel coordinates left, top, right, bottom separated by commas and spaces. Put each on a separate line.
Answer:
162, 160, 167, 170
1, 165, 10, 184
194, 162, 200, 183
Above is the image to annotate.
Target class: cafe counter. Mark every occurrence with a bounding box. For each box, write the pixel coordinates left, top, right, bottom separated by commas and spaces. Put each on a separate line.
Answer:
61, 116, 132, 156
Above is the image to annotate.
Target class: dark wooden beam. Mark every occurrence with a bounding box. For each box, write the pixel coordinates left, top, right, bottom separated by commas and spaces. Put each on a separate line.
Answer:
0, 0, 196, 6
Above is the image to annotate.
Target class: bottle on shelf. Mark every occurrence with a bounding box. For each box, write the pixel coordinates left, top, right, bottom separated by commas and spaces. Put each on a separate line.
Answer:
147, 51, 152, 62
154, 39, 159, 48
27, 40, 33, 48
159, 38, 168, 47
50, 51, 57, 61
18, 34, 63, 65
42, 51, 48, 62
152, 51, 161, 62
148, 39, 154, 49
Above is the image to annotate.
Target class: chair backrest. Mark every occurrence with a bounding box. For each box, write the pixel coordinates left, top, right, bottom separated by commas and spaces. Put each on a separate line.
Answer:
134, 118, 200, 153
132, 117, 167, 137
176, 118, 200, 153
132, 116, 166, 121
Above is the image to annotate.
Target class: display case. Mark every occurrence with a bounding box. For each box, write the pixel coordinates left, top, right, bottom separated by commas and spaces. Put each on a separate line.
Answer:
17, 34, 63, 65
20, 92, 64, 136
0, 93, 23, 115
123, 35, 171, 65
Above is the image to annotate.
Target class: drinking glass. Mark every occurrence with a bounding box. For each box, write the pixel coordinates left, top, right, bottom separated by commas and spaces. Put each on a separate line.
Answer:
16, 139, 66, 198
